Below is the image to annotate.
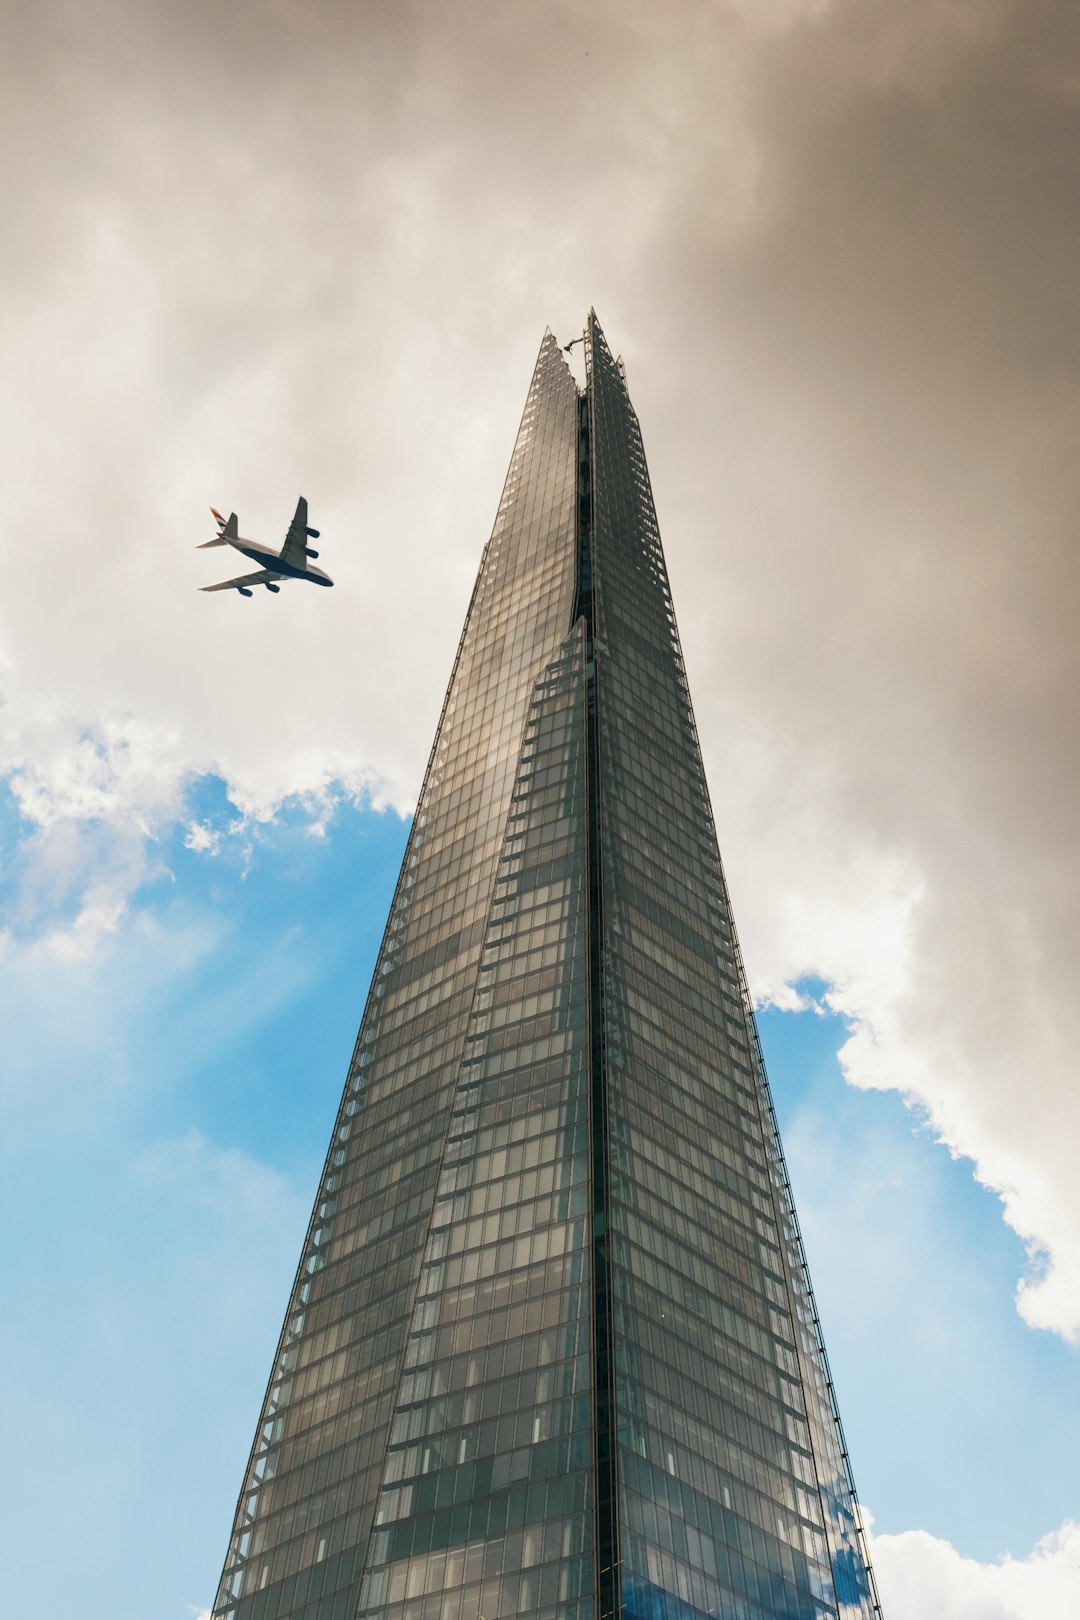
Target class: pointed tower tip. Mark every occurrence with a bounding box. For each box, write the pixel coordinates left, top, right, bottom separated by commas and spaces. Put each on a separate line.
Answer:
587, 310, 612, 356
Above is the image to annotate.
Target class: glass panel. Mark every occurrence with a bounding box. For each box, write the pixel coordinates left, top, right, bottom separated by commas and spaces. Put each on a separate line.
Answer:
356, 622, 593, 1620
212, 334, 581, 1620
588, 315, 877, 1620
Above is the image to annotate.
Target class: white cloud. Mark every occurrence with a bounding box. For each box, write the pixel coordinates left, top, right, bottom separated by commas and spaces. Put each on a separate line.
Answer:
3, 0, 1080, 1354
0, 699, 187, 953
682, 333, 1080, 1342
702, 674, 1080, 1342
871, 1520, 1080, 1620
184, 820, 222, 855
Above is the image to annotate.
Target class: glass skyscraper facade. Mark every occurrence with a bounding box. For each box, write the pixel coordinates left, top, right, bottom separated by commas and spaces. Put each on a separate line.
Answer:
211, 315, 882, 1620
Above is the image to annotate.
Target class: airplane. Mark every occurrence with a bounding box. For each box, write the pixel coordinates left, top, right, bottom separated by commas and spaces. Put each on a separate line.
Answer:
198, 496, 333, 596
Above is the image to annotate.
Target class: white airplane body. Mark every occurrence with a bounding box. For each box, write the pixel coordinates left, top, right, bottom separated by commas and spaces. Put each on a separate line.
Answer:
199, 497, 333, 595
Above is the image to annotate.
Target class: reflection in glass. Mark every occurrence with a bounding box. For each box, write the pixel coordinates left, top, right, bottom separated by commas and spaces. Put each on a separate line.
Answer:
210, 320, 882, 1620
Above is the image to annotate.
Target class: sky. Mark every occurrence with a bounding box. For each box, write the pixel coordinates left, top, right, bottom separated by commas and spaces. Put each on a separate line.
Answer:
2, 1, 1079, 1616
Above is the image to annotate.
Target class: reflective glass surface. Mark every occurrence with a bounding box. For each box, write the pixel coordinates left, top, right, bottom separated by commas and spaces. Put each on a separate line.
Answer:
211, 318, 881, 1620
587, 317, 877, 1620
355, 621, 593, 1620
212, 333, 581, 1620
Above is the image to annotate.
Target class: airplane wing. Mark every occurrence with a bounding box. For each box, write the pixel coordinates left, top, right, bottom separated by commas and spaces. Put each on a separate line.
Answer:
200, 570, 280, 593
278, 495, 310, 568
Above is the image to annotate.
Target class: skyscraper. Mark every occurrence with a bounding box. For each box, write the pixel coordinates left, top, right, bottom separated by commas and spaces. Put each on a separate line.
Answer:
211, 315, 882, 1620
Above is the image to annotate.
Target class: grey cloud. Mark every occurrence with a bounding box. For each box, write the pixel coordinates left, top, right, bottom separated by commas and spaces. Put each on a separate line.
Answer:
3, 0, 1080, 1332
635, 1, 1080, 1333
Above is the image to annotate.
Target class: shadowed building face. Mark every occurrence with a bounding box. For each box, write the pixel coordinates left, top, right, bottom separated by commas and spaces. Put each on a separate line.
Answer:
211, 316, 881, 1620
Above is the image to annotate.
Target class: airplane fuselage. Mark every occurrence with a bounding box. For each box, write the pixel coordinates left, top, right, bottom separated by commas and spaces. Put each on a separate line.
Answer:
233, 537, 334, 586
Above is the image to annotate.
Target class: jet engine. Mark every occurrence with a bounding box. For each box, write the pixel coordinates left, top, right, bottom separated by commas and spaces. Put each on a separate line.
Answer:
238, 586, 253, 597
266, 582, 281, 593
305, 547, 319, 558
305, 526, 321, 538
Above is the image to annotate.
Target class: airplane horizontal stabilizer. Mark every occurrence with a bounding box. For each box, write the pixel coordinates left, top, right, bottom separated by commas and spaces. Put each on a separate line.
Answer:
197, 537, 231, 549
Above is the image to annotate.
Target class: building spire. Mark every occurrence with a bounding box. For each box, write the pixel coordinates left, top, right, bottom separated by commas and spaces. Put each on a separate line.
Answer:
209, 319, 883, 1620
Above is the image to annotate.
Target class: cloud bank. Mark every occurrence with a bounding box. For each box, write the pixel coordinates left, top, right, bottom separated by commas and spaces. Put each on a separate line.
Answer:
4, 0, 1080, 1356
872, 1519, 1080, 1620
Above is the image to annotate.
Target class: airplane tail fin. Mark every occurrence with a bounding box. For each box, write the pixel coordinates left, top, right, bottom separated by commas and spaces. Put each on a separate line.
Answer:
200, 509, 239, 548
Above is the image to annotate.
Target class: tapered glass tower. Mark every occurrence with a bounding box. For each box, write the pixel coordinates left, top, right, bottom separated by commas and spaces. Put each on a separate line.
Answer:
212, 315, 882, 1620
